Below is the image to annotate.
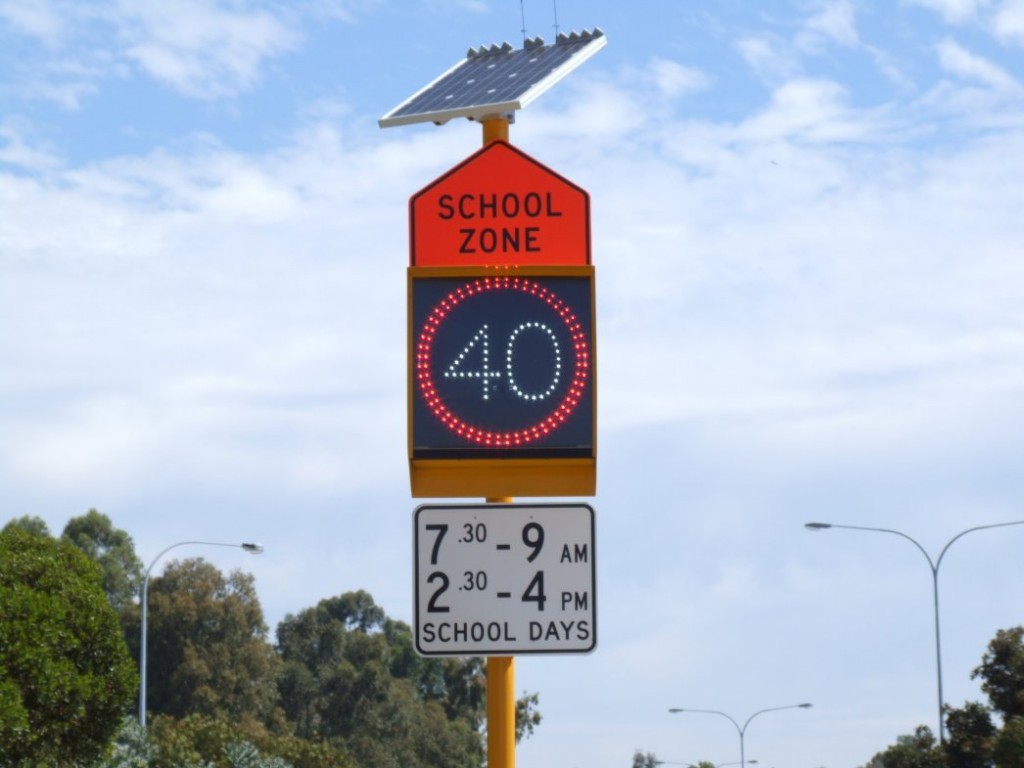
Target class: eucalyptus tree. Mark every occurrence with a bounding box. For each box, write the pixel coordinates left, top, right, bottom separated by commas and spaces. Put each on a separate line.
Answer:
62, 509, 144, 614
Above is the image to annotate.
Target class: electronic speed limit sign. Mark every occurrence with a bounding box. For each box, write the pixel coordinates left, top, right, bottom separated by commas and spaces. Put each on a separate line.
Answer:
410, 271, 594, 457
413, 503, 596, 656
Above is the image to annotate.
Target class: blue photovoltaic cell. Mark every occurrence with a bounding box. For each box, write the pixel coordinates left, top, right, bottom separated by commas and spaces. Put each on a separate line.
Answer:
380, 29, 605, 127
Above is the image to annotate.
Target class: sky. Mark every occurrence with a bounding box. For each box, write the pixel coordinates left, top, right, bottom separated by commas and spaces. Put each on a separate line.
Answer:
2, 0, 1024, 766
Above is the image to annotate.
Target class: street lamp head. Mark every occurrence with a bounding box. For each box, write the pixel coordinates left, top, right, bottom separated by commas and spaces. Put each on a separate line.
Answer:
242, 542, 264, 554
668, 708, 684, 713
804, 523, 831, 530
798, 702, 813, 708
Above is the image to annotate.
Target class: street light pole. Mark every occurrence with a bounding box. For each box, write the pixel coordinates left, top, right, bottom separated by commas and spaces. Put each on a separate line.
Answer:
138, 539, 264, 726
805, 519, 1024, 744
668, 703, 811, 768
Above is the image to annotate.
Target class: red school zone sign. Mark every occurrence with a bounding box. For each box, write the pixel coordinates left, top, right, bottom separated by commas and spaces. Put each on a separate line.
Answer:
409, 140, 590, 267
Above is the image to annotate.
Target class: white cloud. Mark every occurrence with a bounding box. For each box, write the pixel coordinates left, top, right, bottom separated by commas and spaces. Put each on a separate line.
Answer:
937, 38, 1021, 90
116, 0, 300, 98
802, 0, 860, 50
737, 34, 799, 82
0, 120, 62, 170
421, 0, 488, 13
905, 0, 991, 23
302, 0, 381, 23
736, 78, 879, 143
0, 0, 66, 45
0, 0, 303, 103
4, 34, 1022, 504
645, 58, 711, 100
993, 0, 1024, 43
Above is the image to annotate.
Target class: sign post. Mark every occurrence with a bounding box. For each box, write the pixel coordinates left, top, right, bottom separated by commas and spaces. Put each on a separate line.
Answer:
381, 30, 605, 768
407, 137, 596, 768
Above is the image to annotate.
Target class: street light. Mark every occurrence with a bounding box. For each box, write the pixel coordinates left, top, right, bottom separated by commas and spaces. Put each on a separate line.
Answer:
805, 520, 1024, 744
668, 704, 811, 768
138, 540, 264, 726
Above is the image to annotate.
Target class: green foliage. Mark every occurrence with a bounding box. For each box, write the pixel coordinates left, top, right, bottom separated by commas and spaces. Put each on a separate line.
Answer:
975, 627, 1024, 720
0, 526, 138, 767
92, 717, 158, 768
863, 726, 946, 768
515, 689, 542, 741
944, 700, 996, 767
4, 512, 542, 768
62, 509, 144, 614
276, 590, 486, 768
631, 750, 659, 768
993, 716, 1024, 766
222, 741, 292, 768
0, 515, 50, 537
147, 712, 352, 768
865, 626, 1024, 767
150, 712, 242, 767
138, 558, 283, 726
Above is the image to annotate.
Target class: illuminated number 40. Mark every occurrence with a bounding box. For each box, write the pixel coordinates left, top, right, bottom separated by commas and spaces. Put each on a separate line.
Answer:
443, 323, 562, 402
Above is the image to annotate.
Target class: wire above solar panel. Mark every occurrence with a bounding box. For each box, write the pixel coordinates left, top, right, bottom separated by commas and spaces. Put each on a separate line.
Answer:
379, 29, 606, 128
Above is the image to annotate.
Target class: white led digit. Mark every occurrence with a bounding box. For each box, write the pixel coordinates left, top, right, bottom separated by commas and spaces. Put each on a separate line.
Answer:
506, 322, 561, 401
443, 323, 502, 400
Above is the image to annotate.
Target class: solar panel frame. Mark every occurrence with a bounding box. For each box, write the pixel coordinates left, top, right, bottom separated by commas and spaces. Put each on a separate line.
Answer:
379, 29, 606, 128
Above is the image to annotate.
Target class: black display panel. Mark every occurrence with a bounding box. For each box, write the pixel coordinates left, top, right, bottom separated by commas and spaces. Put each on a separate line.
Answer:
411, 274, 594, 459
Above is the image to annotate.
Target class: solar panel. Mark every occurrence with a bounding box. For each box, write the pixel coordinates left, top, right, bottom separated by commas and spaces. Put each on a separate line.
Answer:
379, 29, 606, 128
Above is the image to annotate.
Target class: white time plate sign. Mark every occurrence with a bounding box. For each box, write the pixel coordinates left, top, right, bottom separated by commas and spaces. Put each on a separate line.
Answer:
413, 503, 596, 656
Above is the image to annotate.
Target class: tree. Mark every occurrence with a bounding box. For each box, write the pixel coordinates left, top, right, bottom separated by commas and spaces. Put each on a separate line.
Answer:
92, 717, 157, 768
974, 627, 1024, 720
629, 753, 712, 768
0, 526, 138, 766
864, 626, 1024, 767
62, 509, 143, 614
130, 558, 283, 727
861, 726, 946, 768
1, 515, 50, 537
145, 713, 352, 768
515, 690, 542, 741
970, 627, 1024, 767
993, 716, 1024, 766
276, 590, 503, 768
943, 700, 995, 768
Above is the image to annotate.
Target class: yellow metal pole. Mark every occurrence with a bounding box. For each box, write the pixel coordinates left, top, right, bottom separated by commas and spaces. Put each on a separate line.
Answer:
482, 116, 510, 144
484, 114, 512, 768
486, 496, 515, 768
487, 655, 516, 768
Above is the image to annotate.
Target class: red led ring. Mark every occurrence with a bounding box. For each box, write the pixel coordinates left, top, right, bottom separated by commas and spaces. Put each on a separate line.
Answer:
416, 277, 590, 447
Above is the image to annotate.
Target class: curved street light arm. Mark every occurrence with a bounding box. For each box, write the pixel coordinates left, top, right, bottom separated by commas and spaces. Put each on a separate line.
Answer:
806, 523, 936, 573
669, 704, 809, 768
669, 707, 742, 735
935, 520, 1024, 571
740, 703, 812, 735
